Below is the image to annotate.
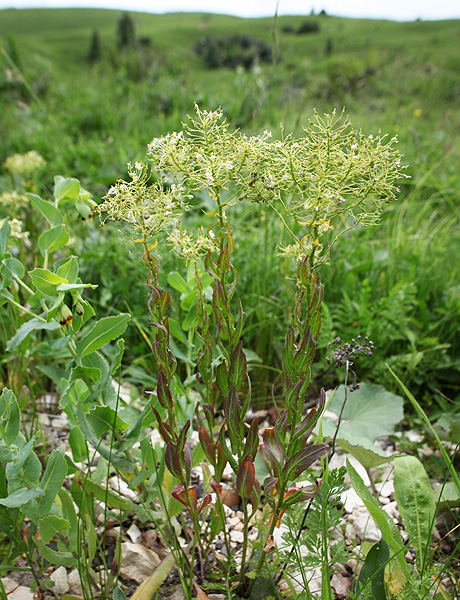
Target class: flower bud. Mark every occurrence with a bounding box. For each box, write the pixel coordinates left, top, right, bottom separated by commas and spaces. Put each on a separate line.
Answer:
59, 304, 73, 328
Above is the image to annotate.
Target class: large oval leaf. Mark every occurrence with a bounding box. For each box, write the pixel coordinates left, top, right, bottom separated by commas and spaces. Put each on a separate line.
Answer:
76, 313, 130, 357
394, 455, 436, 571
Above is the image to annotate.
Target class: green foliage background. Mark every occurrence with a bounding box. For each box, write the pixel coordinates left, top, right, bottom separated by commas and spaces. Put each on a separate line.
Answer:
0, 8, 459, 411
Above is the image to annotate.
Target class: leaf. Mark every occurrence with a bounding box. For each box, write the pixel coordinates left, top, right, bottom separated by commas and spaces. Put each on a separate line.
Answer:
28, 193, 64, 226
111, 338, 125, 374
282, 444, 328, 481
56, 256, 78, 282
6, 318, 61, 352
321, 383, 404, 452
347, 459, 409, 578
0, 388, 20, 446
87, 405, 129, 437
76, 313, 130, 357
334, 438, 390, 470
168, 271, 191, 295
113, 586, 128, 600
38, 224, 69, 255
54, 176, 80, 204
29, 268, 68, 297
356, 539, 390, 600
168, 318, 189, 347
394, 455, 436, 571
130, 552, 176, 600
38, 515, 71, 544
82, 478, 135, 510
236, 458, 256, 498
2, 256, 25, 279
26, 446, 67, 522
68, 426, 89, 462
33, 537, 78, 567
0, 218, 10, 258
0, 487, 44, 507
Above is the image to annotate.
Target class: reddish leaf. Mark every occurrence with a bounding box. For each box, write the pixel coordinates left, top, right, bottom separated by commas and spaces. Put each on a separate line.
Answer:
243, 417, 259, 461
236, 457, 256, 498
165, 442, 183, 480
199, 427, 216, 466
282, 444, 329, 481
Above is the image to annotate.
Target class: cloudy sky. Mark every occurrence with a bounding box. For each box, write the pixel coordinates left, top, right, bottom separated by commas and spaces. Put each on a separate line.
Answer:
0, 0, 459, 20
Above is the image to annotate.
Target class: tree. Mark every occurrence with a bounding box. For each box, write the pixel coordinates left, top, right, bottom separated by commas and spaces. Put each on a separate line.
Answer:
87, 30, 101, 63
117, 12, 135, 49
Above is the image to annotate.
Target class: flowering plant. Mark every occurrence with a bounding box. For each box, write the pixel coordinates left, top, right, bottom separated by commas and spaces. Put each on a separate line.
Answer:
98, 105, 404, 597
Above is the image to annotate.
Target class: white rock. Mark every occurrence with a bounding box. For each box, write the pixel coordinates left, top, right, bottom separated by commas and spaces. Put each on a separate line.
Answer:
51, 566, 69, 595
127, 522, 142, 543
108, 476, 139, 502
68, 569, 83, 594
120, 542, 161, 583
331, 454, 371, 487
331, 572, 351, 597
378, 479, 394, 498
1, 578, 33, 600
379, 496, 390, 505
406, 430, 423, 443
341, 488, 365, 513
229, 530, 244, 543
350, 507, 380, 542
383, 500, 399, 520
227, 516, 241, 528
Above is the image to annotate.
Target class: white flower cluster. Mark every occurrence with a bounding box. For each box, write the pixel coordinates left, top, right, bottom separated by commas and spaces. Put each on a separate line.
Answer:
97, 162, 189, 237
4, 151, 45, 178
167, 227, 218, 261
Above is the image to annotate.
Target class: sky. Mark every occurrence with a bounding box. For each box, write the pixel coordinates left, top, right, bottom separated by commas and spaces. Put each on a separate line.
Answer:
0, 0, 459, 21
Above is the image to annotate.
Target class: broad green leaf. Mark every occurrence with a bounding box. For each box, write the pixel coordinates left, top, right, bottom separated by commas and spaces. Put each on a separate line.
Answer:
56, 256, 78, 282
169, 318, 190, 347
180, 289, 198, 312
0, 388, 20, 446
333, 439, 390, 470
6, 438, 40, 490
82, 478, 135, 510
28, 193, 64, 226
87, 405, 129, 437
356, 540, 390, 600
33, 537, 78, 567
347, 459, 409, 578
59, 489, 78, 552
0, 487, 44, 507
84, 512, 97, 560
394, 455, 436, 571
76, 313, 130, 358
0, 218, 10, 258
2, 256, 25, 279
38, 515, 70, 544
6, 318, 61, 352
38, 224, 70, 255
167, 271, 191, 295
29, 268, 68, 297
181, 304, 199, 331
114, 586, 128, 600
25, 446, 67, 522
54, 176, 80, 204
68, 427, 89, 462
0, 444, 16, 461
321, 383, 404, 451
110, 338, 125, 374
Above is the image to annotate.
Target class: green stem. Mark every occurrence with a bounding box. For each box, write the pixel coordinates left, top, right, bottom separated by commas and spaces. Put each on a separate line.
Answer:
3, 296, 47, 322
13, 275, 34, 296
246, 479, 287, 597
238, 500, 251, 587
